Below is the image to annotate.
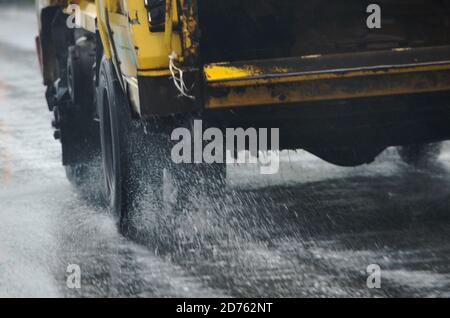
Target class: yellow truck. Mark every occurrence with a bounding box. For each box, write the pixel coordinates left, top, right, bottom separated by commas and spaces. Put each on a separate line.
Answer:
36, 0, 450, 231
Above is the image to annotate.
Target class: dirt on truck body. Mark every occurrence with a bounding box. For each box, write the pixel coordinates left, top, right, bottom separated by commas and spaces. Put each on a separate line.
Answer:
35, 0, 450, 230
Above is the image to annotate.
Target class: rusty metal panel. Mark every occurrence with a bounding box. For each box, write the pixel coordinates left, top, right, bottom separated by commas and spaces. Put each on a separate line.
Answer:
205, 69, 450, 109
204, 46, 450, 109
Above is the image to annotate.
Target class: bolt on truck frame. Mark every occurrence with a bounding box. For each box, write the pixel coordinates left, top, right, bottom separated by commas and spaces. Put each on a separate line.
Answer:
36, 0, 450, 231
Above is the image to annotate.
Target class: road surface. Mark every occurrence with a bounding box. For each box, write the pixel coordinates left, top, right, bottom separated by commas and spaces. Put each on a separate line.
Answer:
0, 5, 450, 298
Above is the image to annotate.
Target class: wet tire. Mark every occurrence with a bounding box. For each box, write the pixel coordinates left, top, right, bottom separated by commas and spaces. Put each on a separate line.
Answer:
98, 57, 134, 230
67, 44, 95, 109
62, 42, 99, 189
398, 143, 442, 167
97, 57, 172, 233
97, 58, 227, 233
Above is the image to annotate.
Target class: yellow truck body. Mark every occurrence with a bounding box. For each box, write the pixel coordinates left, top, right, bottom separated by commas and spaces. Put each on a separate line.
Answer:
36, 0, 450, 112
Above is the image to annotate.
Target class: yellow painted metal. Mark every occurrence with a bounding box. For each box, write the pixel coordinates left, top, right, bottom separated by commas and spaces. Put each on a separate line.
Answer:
96, 0, 112, 59
138, 69, 173, 77
64, 0, 183, 115
204, 62, 450, 87
39, 0, 184, 75
205, 64, 450, 109
164, 0, 175, 53
123, 0, 182, 74
204, 65, 264, 82
179, 0, 198, 60
41, 1, 450, 115
66, 0, 183, 75
108, 11, 137, 77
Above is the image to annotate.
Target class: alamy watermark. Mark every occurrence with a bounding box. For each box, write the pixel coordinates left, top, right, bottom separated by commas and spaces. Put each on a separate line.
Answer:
367, 4, 382, 29
366, 264, 382, 289
171, 120, 280, 175
66, 264, 81, 289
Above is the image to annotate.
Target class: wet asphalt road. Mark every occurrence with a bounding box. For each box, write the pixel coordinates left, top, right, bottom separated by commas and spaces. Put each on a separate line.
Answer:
1, 6, 450, 298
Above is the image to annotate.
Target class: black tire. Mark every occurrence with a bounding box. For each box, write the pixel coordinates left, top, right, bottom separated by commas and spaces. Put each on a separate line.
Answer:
62, 42, 99, 188
97, 57, 171, 232
98, 57, 133, 228
97, 58, 227, 233
67, 43, 95, 110
398, 142, 442, 167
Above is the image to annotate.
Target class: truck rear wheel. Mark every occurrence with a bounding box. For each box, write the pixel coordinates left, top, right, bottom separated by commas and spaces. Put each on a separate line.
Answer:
97, 58, 175, 233
98, 57, 141, 231
61, 41, 100, 190
398, 143, 442, 167
97, 58, 227, 233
